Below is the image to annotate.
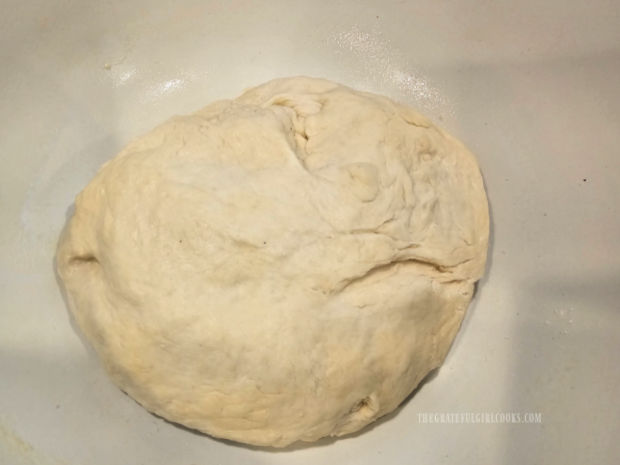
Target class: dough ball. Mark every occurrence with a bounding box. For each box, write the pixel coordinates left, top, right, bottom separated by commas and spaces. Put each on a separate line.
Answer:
56, 77, 489, 447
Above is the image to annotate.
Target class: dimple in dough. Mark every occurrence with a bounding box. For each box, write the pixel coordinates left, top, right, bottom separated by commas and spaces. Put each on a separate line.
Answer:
56, 77, 489, 447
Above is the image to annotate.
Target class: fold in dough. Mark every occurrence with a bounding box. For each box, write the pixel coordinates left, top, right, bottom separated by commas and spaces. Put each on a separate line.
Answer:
56, 77, 489, 447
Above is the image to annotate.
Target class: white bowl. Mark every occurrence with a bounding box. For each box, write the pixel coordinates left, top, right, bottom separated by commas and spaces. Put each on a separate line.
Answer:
1, 1, 619, 463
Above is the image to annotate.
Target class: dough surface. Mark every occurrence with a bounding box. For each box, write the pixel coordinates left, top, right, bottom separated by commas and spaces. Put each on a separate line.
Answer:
56, 77, 489, 447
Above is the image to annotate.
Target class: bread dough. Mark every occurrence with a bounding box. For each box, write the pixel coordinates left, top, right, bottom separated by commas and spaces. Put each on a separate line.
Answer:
56, 77, 489, 447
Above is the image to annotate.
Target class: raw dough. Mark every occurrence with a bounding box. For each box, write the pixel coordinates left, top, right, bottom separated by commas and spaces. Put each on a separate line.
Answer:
56, 77, 489, 447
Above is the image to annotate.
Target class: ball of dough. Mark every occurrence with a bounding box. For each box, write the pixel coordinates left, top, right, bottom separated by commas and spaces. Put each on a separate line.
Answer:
56, 77, 489, 447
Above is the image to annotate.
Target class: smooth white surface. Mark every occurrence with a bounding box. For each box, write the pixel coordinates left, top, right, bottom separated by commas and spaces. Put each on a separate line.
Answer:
1, 0, 619, 463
